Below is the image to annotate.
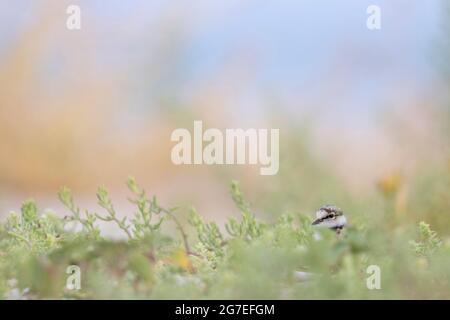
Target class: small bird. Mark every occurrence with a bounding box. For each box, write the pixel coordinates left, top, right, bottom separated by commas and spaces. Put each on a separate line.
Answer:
294, 205, 348, 282
311, 204, 347, 236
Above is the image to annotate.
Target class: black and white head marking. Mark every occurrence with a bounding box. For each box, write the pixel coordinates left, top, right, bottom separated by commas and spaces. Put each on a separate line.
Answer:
311, 204, 347, 231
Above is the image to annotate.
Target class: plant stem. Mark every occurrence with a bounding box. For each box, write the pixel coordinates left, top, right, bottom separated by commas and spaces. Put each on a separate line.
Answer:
159, 207, 194, 256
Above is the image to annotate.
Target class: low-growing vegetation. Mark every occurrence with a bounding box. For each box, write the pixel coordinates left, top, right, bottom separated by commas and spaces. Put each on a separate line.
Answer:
0, 178, 449, 299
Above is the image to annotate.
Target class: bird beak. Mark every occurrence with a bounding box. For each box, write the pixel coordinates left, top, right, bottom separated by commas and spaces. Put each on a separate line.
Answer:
312, 218, 321, 225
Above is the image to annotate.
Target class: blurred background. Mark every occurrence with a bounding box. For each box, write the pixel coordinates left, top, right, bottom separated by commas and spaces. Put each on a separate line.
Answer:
0, 1, 448, 233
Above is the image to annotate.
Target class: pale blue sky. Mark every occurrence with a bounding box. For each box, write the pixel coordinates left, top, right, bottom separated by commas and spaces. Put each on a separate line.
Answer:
0, 0, 445, 126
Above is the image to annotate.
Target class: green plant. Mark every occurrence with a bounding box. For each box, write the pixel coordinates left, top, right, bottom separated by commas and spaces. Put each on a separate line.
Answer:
5, 200, 63, 253
410, 221, 442, 257
1, 178, 450, 300
225, 181, 265, 240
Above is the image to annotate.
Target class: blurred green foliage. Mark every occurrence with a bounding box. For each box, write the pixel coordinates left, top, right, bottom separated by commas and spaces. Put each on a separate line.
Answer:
1, 176, 450, 299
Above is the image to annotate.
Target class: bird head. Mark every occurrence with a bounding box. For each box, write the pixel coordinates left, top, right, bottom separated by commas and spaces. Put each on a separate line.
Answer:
311, 205, 347, 232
